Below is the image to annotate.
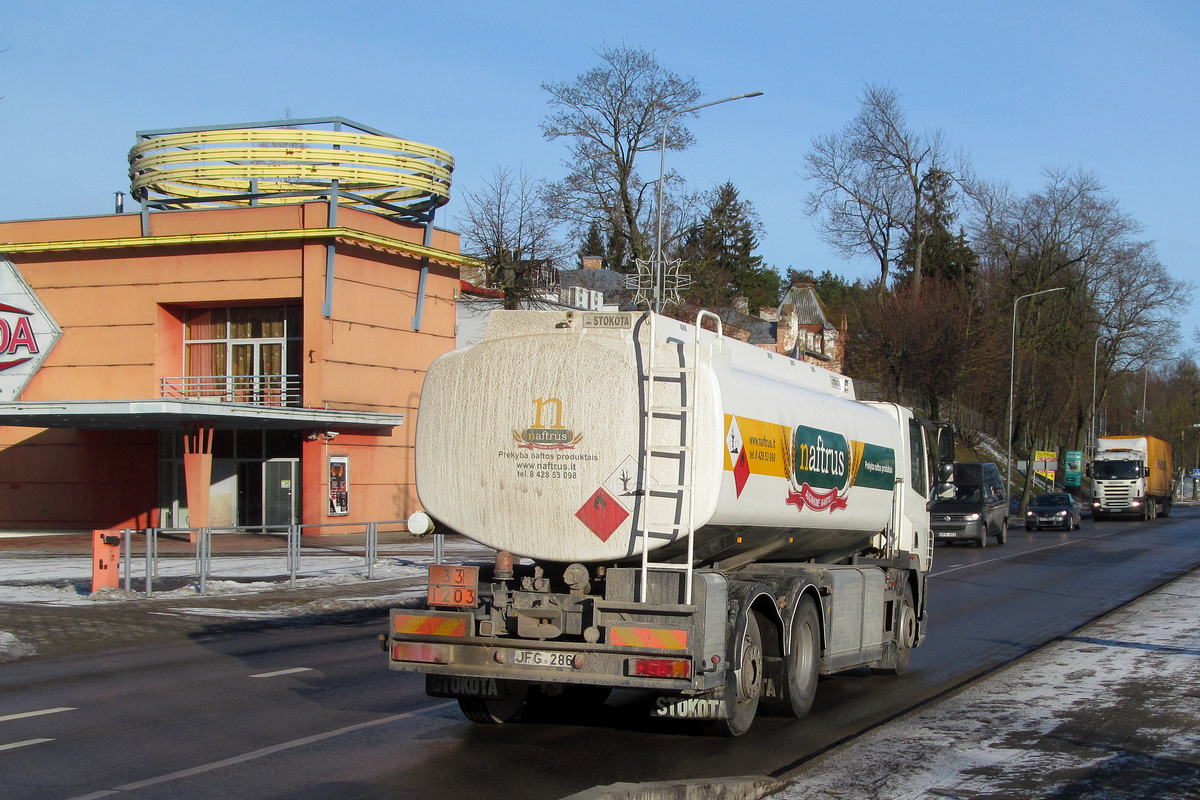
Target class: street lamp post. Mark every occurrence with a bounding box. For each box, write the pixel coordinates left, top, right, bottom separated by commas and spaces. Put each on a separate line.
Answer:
1006, 287, 1066, 501
1090, 329, 1130, 457
651, 90, 763, 312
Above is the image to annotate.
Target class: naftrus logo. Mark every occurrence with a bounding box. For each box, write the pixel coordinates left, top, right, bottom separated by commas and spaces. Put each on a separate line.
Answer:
0, 256, 62, 401
787, 424, 852, 512
512, 397, 584, 451
786, 424, 896, 513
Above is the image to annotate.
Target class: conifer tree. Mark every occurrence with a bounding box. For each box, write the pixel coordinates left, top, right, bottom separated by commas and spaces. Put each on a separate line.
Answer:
677, 182, 780, 311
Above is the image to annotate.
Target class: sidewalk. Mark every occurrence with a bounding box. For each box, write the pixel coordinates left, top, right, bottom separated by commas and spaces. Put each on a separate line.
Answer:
769, 566, 1200, 800
0, 531, 485, 662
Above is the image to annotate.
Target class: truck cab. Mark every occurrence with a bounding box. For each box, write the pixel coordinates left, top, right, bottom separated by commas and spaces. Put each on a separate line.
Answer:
1090, 436, 1173, 521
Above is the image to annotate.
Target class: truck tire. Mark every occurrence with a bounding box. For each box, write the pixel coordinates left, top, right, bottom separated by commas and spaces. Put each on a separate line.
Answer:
874, 582, 916, 676
704, 610, 763, 737
996, 519, 1008, 545
977, 529, 988, 548
779, 597, 821, 718
457, 680, 528, 724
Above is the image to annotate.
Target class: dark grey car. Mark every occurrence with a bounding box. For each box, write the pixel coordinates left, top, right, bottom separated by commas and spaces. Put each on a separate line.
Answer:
931, 462, 1009, 547
1025, 493, 1083, 531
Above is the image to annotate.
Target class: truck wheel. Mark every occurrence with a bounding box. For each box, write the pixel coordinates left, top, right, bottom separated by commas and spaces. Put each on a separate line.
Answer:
704, 611, 763, 737
977, 530, 988, 548
996, 520, 1008, 545
457, 680, 528, 724
875, 583, 916, 676
780, 597, 821, 718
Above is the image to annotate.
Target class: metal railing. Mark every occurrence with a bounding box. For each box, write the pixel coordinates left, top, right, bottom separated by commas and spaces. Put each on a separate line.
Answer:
160, 374, 302, 406
118, 520, 447, 597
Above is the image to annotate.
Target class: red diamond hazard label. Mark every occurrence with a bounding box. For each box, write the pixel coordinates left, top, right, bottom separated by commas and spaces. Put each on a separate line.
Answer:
727, 416, 750, 497
576, 487, 629, 542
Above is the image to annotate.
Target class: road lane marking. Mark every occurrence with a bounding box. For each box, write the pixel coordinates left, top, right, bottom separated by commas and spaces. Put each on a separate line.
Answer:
64, 702, 455, 800
0, 707, 75, 723
931, 527, 1133, 577
249, 667, 314, 679
0, 738, 53, 751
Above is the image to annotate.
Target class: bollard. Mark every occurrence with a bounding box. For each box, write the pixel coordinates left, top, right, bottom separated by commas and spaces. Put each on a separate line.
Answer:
91, 529, 122, 593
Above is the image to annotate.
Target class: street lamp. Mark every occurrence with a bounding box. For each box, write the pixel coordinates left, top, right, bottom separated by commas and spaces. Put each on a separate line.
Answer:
651, 90, 763, 311
1090, 329, 1130, 456
1006, 287, 1066, 499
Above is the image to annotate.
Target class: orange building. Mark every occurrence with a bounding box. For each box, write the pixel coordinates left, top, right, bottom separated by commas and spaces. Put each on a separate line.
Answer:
0, 118, 474, 533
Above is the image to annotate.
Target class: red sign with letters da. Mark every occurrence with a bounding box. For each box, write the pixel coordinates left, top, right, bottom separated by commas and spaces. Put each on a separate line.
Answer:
0, 255, 62, 401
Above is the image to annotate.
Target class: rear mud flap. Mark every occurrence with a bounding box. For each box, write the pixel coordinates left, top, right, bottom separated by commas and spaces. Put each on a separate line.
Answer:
427, 674, 528, 700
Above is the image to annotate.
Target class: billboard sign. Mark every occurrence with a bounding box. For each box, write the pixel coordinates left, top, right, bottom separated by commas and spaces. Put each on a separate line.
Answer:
0, 255, 62, 402
1064, 450, 1083, 487
1034, 450, 1057, 482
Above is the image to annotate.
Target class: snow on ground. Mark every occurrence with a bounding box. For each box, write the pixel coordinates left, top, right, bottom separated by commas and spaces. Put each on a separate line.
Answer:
772, 571, 1200, 799
0, 539, 496, 607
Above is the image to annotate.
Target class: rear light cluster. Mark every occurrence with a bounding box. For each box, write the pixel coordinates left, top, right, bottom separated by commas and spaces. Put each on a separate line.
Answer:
391, 642, 450, 664
632, 658, 691, 678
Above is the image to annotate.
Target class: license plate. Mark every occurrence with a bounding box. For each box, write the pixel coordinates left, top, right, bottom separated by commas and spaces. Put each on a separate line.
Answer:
937, 531, 956, 538
1038, 517, 1056, 523
510, 649, 575, 668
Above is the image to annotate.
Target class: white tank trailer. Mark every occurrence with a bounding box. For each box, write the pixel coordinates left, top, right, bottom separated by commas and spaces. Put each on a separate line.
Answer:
386, 310, 951, 735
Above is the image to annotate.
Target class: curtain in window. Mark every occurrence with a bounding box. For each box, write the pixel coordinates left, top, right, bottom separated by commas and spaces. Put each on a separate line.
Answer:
185, 308, 226, 340
185, 343, 227, 397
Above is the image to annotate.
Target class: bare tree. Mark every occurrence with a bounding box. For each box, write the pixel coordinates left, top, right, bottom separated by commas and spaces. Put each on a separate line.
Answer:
968, 167, 1193, 453
804, 85, 949, 290
541, 45, 701, 268
457, 166, 567, 309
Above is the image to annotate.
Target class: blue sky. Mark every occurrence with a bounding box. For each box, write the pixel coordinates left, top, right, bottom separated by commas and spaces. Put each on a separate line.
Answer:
1, 1, 1197, 351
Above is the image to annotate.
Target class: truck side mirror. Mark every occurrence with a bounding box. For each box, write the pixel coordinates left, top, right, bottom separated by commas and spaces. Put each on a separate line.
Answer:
935, 426, 955, 466
1085, 464, 1092, 478
936, 463, 954, 484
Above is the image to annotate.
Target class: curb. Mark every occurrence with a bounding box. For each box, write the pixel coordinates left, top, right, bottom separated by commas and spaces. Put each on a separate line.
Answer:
560, 777, 787, 800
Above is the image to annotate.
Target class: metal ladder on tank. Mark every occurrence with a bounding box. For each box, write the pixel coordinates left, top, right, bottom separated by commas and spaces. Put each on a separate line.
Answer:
634, 310, 721, 605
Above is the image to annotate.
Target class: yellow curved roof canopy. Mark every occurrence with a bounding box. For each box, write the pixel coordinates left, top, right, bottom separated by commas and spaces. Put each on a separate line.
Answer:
129, 126, 454, 216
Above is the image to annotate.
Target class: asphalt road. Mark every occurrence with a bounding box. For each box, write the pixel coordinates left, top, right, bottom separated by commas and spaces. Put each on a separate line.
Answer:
3, 506, 1199, 800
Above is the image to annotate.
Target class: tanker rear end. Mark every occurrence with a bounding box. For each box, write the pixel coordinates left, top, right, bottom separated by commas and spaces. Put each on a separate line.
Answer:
388, 310, 941, 735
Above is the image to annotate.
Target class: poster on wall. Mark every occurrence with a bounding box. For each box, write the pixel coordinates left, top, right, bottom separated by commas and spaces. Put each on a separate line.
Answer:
328, 455, 349, 516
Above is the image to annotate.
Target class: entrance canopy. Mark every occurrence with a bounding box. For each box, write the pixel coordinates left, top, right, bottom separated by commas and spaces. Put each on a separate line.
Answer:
0, 400, 403, 431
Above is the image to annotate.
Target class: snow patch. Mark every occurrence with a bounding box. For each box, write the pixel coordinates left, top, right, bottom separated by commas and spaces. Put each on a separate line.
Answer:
775, 572, 1200, 800
0, 631, 36, 660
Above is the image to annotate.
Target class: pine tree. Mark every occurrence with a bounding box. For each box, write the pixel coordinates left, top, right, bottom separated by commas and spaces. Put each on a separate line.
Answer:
894, 169, 978, 288
677, 182, 780, 311
579, 224, 606, 262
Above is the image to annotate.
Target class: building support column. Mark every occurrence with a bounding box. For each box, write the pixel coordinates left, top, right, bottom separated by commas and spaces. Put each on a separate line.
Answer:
322, 181, 340, 318
183, 424, 214, 543
411, 212, 437, 331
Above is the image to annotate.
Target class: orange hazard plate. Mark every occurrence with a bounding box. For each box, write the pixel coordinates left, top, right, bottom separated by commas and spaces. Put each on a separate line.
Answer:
428, 564, 479, 607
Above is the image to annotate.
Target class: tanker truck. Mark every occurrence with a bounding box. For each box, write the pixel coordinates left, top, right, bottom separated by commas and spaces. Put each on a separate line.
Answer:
1090, 435, 1174, 520
385, 310, 951, 735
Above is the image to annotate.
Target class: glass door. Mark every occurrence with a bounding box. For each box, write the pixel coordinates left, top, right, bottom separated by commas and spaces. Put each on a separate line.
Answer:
264, 459, 300, 527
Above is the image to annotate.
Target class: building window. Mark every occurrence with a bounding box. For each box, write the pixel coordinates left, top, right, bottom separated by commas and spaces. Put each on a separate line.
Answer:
176, 305, 302, 406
